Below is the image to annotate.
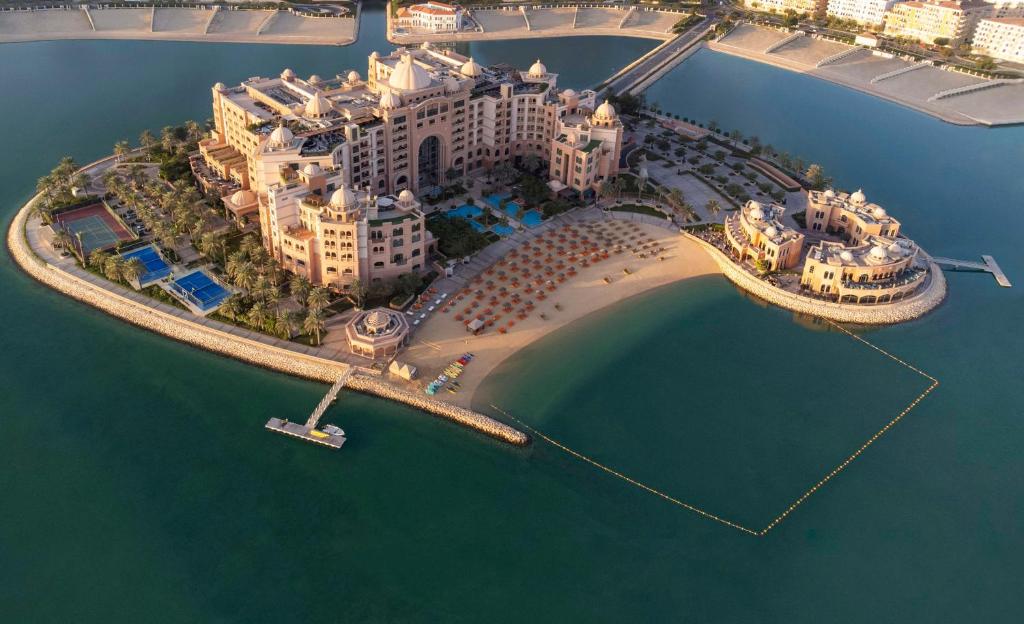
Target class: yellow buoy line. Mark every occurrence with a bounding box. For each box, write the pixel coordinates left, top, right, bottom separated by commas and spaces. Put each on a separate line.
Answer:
491, 320, 939, 537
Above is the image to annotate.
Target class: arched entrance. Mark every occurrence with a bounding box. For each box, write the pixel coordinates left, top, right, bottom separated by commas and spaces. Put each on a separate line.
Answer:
417, 135, 442, 190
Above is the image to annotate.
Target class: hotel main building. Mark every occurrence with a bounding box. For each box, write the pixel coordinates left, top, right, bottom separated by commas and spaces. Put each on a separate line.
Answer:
193, 46, 624, 289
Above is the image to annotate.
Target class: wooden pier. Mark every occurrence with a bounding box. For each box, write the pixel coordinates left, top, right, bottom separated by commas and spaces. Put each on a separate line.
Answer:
932, 255, 1012, 288
265, 368, 354, 450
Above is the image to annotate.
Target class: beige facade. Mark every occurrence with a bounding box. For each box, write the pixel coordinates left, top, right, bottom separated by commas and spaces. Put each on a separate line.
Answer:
725, 200, 805, 271
744, 0, 827, 15
826, 0, 898, 26
883, 1, 991, 45
801, 236, 925, 303
394, 2, 463, 33
806, 188, 901, 244
973, 17, 1024, 61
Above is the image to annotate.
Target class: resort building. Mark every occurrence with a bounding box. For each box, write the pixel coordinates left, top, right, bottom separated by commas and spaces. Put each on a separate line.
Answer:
394, 2, 464, 33
826, 0, 899, 26
345, 308, 411, 359
800, 236, 925, 303
262, 160, 434, 289
724, 200, 806, 271
805, 188, 902, 245
972, 17, 1024, 61
883, 0, 992, 45
743, 0, 828, 16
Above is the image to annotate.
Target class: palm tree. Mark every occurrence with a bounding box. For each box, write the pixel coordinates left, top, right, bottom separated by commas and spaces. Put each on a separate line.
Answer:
53, 229, 73, 251
88, 249, 110, 269
307, 287, 329, 313
705, 199, 721, 218
274, 310, 298, 340
247, 301, 270, 331
138, 129, 156, 153
122, 258, 144, 284
232, 261, 256, 292
289, 274, 312, 307
303, 309, 326, 346
349, 278, 367, 309
522, 154, 541, 173
103, 256, 126, 282
222, 294, 245, 321
113, 140, 130, 163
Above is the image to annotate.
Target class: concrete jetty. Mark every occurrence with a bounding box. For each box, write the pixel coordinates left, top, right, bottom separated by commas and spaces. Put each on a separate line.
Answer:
932, 255, 1012, 287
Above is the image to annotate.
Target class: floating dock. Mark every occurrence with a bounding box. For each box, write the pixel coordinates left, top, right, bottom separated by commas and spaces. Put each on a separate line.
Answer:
265, 417, 346, 449
932, 255, 1012, 288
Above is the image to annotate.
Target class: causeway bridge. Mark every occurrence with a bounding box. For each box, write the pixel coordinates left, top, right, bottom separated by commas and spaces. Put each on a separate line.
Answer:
601, 15, 716, 96
932, 255, 1011, 288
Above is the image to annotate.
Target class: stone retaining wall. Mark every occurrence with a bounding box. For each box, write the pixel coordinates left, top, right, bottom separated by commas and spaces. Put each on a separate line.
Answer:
7, 192, 527, 446
681, 231, 947, 324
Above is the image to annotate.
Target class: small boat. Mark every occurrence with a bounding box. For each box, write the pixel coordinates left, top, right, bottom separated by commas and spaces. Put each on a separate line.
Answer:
322, 424, 345, 437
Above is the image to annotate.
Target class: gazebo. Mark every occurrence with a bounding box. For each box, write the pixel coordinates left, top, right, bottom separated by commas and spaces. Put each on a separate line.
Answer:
344, 308, 410, 359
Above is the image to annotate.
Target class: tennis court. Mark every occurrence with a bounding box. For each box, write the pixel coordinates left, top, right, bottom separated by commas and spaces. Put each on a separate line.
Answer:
53, 203, 134, 255
120, 245, 170, 285
169, 270, 230, 312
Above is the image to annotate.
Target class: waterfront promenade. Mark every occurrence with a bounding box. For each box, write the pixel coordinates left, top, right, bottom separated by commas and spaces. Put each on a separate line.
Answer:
0, 6, 357, 46
710, 24, 1024, 127
388, 5, 683, 44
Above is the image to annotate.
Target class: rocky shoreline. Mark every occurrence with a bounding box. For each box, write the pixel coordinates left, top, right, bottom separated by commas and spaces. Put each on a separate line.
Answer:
6, 191, 528, 447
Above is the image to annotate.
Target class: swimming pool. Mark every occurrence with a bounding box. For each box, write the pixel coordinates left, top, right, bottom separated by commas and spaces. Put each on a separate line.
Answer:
447, 204, 483, 219
169, 270, 230, 312
491, 224, 516, 237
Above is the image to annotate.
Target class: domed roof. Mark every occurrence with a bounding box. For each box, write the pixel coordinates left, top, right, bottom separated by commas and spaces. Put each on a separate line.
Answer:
213, 82, 227, 92
887, 243, 902, 255
388, 54, 431, 91
229, 189, 256, 205
364, 309, 392, 334
370, 50, 380, 59
872, 206, 887, 219
823, 189, 835, 199
444, 76, 461, 93
748, 201, 764, 221
330, 184, 356, 209
308, 74, 322, 85
528, 59, 547, 78
281, 68, 296, 81
305, 93, 331, 117
398, 189, 415, 204
379, 91, 402, 110
460, 57, 482, 78
268, 125, 294, 148
347, 70, 360, 83
839, 250, 854, 263
302, 163, 322, 177
594, 100, 617, 121
764, 226, 778, 238
562, 88, 577, 98
850, 189, 867, 205
870, 245, 888, 260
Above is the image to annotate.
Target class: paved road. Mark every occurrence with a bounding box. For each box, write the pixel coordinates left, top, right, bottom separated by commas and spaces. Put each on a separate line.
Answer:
604, 16, 717, 95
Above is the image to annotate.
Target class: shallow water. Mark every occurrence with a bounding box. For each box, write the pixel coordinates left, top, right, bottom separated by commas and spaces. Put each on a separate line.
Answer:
2, 11, 1023, 623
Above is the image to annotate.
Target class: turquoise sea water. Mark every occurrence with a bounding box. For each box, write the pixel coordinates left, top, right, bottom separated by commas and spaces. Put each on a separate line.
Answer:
2, 9, 1023, 622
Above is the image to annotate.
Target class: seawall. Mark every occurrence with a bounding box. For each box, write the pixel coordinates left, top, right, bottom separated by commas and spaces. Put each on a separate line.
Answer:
682, 231, 947, 324
6, 175, 528, 447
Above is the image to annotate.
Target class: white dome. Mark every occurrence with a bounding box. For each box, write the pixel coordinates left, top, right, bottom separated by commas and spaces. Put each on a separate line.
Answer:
850, 189, 867, 205
379, 91, 402, 110
594, 100, 617, 121
460, 57, 482, 78
268, 125, 294, 148
213, 82, 227, 92
229, 189, 256, 205
302, 163, 322, 177
444, 76, 461, 93
398, 189, 415, 204
887, 243, 902, 255
823, 189, 835, 199
839, 250, 854, 263
763, 226, 778, 238
528, 59, 547, 78
388, 54, 432, 91
308, 74, 322, 84
330, 185, 357, 209
281, 68, 296, 81
870, 245, 888, 260
370, 51, 379, 59
748, 202, 764, 221
347, 70, 360, 84
562, 88, 577, 98
872, 206, 887, 219
305, 93, 331, 117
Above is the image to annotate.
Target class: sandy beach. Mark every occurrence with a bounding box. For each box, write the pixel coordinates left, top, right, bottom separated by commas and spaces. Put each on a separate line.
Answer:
401, 218, 719, 409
